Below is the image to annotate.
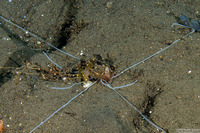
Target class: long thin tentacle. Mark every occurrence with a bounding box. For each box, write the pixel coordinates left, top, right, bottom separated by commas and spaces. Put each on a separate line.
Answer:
112, 39, 180, 79
0, 16, 80, 60
171, 23, 191, 28
29, 80, 97, 133
100, 80, 166, 133
42, 51, 63, 69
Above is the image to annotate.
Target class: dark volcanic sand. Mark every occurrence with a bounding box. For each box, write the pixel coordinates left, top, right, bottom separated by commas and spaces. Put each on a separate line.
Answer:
0, 0, 200, 133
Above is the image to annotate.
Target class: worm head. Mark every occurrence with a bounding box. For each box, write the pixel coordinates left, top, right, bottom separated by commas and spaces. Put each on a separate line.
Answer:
191, 20, 200, 31
180, 15, 191, 27
101, 66, 114, 82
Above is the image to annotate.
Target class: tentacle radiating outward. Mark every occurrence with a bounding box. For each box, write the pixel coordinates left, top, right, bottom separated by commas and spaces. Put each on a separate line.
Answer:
0, 16, 81, 60
100, 80, 166, 133
29, 81, 97, 133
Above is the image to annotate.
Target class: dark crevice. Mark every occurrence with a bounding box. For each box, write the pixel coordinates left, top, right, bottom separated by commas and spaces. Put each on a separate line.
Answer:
56, 1, 88, 50
143, 91, 162, 117
143, 81, 164, 117
0, 1, 86, 87
0, 1, 79, 87
136, 81, 167, 132
56, 1, 78, 50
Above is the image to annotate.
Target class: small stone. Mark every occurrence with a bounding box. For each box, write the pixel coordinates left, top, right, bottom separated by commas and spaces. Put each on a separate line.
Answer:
106, 1, 113, 9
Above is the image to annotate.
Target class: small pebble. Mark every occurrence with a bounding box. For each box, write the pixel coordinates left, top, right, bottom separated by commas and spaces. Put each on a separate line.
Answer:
188, 70, 192, 74
106, 1, 113, 8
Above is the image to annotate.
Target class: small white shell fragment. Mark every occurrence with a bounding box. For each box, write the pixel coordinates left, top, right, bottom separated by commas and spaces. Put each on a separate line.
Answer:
37, 41, 41, 45
83, 81, 93, 88
80, 50, 84, 55
62, 77, 67, 81
188, 70, 192, 74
